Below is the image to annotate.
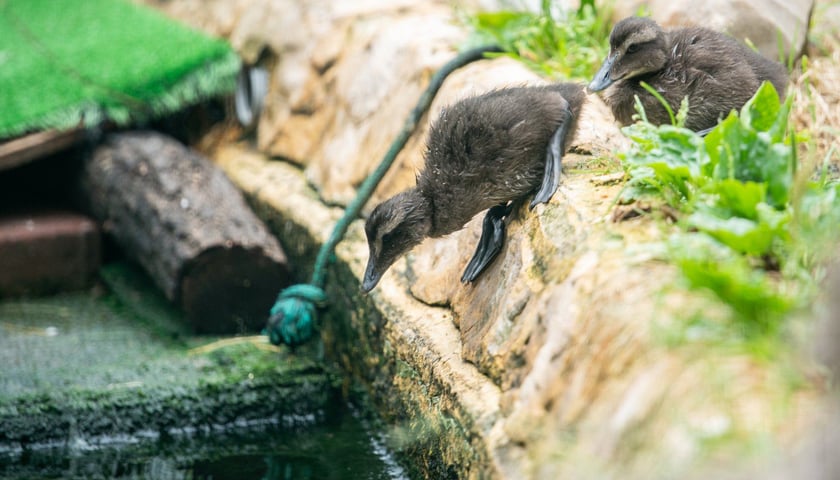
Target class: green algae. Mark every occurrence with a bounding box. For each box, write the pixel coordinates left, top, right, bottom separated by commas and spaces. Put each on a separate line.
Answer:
0, 262, 340, 449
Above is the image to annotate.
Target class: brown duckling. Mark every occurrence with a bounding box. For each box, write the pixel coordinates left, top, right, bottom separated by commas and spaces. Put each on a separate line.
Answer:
589, 16, 788, 133
362, 83, 586, 292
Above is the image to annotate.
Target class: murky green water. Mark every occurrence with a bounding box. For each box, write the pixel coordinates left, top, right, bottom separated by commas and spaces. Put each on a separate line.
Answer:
1, 404, 405, 479
0, 263, 407, 479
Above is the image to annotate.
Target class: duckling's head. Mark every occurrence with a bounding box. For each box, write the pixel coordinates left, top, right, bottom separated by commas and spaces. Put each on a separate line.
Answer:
589, 17, 668, 92
362, 190, 432, 292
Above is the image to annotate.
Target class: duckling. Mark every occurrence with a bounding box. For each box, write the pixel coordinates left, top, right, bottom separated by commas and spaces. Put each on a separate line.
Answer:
362, 83, 586, 292
588, 16, 788, 132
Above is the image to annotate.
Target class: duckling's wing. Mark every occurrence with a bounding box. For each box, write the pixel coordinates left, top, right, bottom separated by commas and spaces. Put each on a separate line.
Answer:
668, 27, 769, 131
530, 100, 573, 209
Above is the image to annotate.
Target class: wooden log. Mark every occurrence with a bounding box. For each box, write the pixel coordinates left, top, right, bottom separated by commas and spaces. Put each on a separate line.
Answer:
79, 131, 289, 333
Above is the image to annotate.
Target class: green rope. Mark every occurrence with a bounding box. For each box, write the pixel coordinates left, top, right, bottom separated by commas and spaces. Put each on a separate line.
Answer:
267, 45, 503, 346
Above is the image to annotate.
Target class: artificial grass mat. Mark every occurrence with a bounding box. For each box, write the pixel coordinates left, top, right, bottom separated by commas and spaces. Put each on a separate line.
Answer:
0, 0, 240, 139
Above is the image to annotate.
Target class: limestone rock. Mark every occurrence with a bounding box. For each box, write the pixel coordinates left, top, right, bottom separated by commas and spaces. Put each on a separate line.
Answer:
141, 0, 242, 39
612, 0, 814, 61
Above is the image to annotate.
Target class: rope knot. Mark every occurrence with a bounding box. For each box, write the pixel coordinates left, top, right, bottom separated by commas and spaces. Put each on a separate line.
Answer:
266, 284, 327, 346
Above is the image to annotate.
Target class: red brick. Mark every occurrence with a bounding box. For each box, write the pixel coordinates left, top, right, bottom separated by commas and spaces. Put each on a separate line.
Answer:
0, 210, 100, 296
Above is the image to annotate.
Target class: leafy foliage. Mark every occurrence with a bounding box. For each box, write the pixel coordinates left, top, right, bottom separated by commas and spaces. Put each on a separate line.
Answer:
620, 82, 840, 344
467, 0, 612, 80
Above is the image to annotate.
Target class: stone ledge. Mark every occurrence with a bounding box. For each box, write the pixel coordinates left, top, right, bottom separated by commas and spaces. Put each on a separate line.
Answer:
166, 0, 828, 476
215, 139, 825, 478
215, 146, 503, 478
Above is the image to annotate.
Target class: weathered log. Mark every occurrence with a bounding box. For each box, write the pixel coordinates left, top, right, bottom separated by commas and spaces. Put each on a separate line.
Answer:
80, 131, 289, 333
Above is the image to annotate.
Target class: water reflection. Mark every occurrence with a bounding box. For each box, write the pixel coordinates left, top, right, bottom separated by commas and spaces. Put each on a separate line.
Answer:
1, 405, 406, 480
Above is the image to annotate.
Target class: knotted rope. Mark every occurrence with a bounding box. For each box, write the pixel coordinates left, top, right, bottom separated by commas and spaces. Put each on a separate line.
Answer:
266, 45, 502, 346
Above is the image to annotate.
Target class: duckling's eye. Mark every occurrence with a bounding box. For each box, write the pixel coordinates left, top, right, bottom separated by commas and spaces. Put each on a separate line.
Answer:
381, 231, 395, 247
626, 44, 640, 54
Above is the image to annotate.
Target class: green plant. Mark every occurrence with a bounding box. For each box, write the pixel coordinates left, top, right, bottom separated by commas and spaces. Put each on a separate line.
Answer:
467, 0, 613, 80
619, 82, 840, 346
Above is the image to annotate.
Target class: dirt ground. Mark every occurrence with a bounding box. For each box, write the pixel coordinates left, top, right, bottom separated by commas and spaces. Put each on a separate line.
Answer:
791, 1, 840, 173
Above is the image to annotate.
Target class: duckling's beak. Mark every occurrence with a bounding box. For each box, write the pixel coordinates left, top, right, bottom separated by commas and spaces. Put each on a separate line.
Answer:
362, 257, 383, 293
588, 53, 616, 92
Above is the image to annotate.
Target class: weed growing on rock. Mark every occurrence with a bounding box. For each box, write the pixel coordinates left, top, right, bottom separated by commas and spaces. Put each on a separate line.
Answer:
466, 0, 613, 81
619, 81, 840, 349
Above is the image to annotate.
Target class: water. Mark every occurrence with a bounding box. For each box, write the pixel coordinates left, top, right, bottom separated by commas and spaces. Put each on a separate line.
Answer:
0, 404, 407, 479
0, 262, 408, 479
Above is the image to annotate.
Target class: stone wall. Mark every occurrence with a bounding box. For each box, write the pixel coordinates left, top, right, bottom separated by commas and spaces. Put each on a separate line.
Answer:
144, 1, 830, 478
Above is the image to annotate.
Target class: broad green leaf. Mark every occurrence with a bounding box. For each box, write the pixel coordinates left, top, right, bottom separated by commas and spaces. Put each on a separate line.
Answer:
708, 113, 793, 209
687, 211, 776, 256
472, 11, 528, 31
620, 123, 708, 206
704, 111, 738, 174
761, 141, 795, 207
712, 179, 766, 219
740, 81, 781, 132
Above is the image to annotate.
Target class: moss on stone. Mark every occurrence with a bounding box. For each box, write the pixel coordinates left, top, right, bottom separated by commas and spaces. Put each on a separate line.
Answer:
0, 262, 341, 450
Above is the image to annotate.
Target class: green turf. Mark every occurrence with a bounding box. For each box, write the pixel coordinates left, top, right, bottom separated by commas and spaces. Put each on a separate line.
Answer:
0, 0, 240, 139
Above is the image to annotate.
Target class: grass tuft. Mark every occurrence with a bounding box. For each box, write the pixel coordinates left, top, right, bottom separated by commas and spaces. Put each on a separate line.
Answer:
465, 0, 613, 81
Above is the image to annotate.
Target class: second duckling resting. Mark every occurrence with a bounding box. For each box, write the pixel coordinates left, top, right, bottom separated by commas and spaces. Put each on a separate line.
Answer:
362, 84, 586, 292
589, 16, 789, 133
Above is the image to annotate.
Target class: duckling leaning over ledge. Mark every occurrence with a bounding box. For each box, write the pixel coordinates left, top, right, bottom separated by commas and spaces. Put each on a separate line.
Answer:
588, 16, 789, 133
362, 84, 586, 292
